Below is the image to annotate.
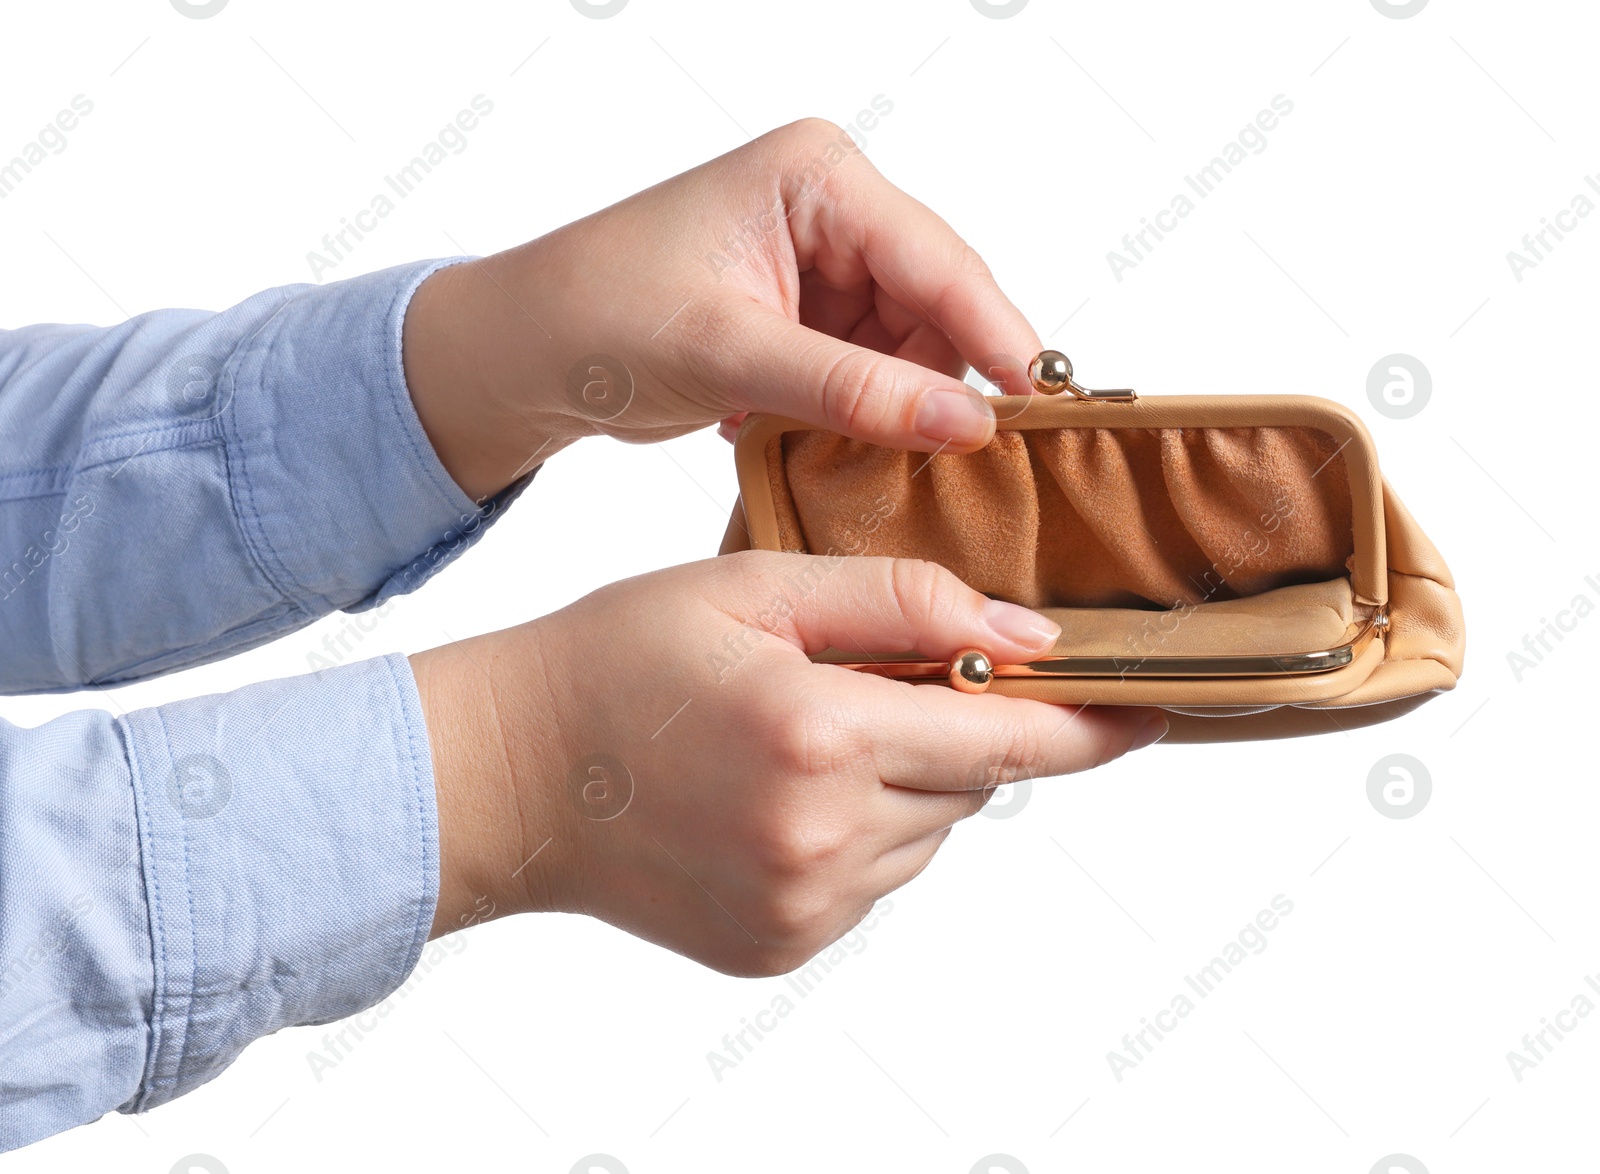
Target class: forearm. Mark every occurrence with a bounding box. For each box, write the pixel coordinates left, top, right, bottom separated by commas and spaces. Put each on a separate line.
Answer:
0, 259, 519, 693
0, 656, 438, 1151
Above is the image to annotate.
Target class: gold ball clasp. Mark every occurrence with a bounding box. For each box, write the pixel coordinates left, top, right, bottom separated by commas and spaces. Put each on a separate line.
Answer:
1029, 350, 1074, 395
949, 649, 994, 694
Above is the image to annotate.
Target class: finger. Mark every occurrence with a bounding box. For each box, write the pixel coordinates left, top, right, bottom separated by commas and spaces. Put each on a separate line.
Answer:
838, 299, 968, 383
870, 825, 953, 896
889, 321, 968, 382
790, 148, 1044, 395
856, 681, 1168, 791
724, 319, 984, 465
875, 781, 990, 845
723, 553, 1165, 786
745, 554, 1062, 666
709, 308, 997, 453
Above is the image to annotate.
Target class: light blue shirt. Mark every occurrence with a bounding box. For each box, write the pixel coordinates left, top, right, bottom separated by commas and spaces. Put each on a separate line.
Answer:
0, 257, 517, 1151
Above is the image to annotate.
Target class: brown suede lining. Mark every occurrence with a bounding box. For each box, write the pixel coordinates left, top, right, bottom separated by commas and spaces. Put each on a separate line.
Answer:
768, 426, 1356, 610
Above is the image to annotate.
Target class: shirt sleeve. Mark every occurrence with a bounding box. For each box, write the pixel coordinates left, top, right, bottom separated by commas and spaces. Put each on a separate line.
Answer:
0, 652, 438, 1152
0, 262, 519, 1148
0, 256, 528, 694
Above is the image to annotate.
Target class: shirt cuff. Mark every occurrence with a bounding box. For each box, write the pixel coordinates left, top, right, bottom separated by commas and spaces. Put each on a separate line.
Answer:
117, 652, 437, 1110
222, 256, 528, 615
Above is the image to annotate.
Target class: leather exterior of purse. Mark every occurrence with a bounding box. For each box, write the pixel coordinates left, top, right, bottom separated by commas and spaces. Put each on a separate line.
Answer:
719, 393, 1465, 743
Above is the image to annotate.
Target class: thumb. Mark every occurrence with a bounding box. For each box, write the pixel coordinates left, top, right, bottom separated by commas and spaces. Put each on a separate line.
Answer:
711, 310, 1005, 453
739, 553, 1061, 666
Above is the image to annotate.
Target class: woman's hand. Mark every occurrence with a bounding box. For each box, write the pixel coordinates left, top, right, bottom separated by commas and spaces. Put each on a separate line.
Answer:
411, 553, 1165, 975
402, 119, 1042, 501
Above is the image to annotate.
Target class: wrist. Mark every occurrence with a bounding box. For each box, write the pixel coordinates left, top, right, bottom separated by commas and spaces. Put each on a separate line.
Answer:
411, 620, 584, 937
402, 256, 578, 503
411, 632, 538, 937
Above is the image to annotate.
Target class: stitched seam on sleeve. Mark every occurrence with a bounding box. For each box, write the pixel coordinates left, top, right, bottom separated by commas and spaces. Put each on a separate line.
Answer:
115, 715, 171, 1114
217, 295, 318, 609
0, 425, 227, 503
153, 714, 203, 1096
211, 385, 313, 631
384, 652, 437, 979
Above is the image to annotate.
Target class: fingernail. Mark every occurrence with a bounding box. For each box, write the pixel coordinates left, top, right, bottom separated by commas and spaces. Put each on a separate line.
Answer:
914, 388, 995, 447
1128, 714, 1169, 751
982, 598, 1061, 650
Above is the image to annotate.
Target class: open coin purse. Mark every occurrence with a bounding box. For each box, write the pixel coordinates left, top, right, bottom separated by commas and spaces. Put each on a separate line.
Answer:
719, 352, 1465, 742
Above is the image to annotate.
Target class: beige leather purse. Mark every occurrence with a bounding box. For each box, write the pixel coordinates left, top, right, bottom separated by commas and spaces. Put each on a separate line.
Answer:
719, 351, 1465, 742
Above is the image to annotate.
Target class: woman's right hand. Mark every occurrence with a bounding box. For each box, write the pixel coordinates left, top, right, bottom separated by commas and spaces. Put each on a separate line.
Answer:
410, 552, 1166, 976
403, 118, 1041, 503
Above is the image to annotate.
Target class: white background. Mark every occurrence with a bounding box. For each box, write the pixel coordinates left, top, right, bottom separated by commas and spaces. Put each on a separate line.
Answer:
2, 1, 1597, 1171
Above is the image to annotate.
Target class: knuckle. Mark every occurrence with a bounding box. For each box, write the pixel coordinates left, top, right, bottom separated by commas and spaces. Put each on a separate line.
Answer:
750, 815, 807, 876
887, 557, 965, 630
766, 698, 851, 778
739, 942, 815, 980
759, 119, 871, 208
724, 899, 875, 979
757, 881, 835, 942
819, 347, 898, 437
717, 943, 804, 979
764, 716, 810, 778
764, 706, 819, 780
930, 241, 997, 323
752, 805, 851, 880
955, 239, 993, 282
982, 720, 1049, 786
769, 116, 846, 151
